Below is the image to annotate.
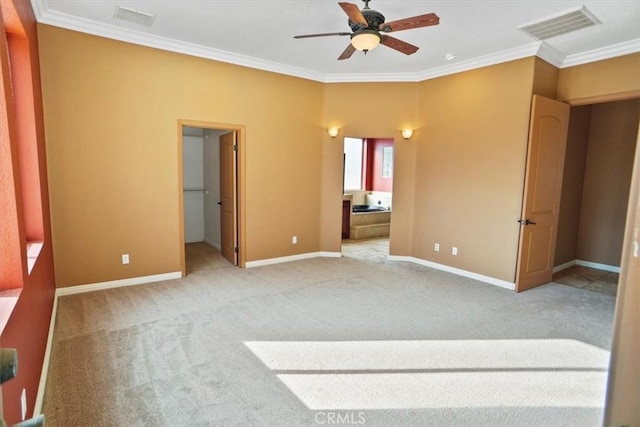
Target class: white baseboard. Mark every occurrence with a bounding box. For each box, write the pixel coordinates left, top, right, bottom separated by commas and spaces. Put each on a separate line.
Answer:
246, 251, 342, 268
576, 259, 620, 273
34, 271, 182, 412
204, 238, 221, 250
553, 260, 577, 273
553, 259, 620, 274
388, 255, 515, 290
56, 272, 183, 296
34, 292, 57, 415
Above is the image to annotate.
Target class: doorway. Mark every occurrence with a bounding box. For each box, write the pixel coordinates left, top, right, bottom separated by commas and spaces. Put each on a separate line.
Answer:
514, 95, 639, 292
178, 120, 245, 274
182, 126, 222, 248
341, 136, 394, 260
552, 97, 640, 295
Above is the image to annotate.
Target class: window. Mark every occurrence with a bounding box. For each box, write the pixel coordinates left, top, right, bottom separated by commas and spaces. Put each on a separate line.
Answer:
1, 9, 44, 290
343, 138, 395, 192
382, 146, 393, 178
343, 137, 363, 191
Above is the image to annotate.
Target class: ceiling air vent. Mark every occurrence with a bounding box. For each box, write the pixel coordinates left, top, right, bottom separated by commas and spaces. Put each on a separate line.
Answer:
519, 6, 600, 41
114, 5, 156, 27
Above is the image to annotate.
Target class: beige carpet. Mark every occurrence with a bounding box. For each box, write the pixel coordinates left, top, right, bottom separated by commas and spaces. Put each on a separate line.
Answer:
42, 243, 615, 426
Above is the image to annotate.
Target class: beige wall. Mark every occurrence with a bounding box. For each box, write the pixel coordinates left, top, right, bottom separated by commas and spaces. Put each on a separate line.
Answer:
577, 99, 640, 266
39, 25, 324, 286
557, 53, 640, 105
321, 59, 545, 284
532, 57, 559, 98
555, 105, 591, 266
412, 58, 536, 282
321, 82, 420, 256
555, 53, 640, 268
39, 24, 640, 288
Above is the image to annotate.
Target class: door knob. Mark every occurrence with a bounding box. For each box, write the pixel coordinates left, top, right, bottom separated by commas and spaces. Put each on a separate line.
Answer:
217, 201, 222, 205
517, 219, 536, 225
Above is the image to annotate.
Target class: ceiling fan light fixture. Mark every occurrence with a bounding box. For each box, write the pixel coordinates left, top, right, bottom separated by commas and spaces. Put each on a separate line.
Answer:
351, 30, 381, 52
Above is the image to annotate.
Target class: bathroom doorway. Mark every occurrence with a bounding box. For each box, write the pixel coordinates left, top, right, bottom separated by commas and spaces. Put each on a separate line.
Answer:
341, 136, 394, 260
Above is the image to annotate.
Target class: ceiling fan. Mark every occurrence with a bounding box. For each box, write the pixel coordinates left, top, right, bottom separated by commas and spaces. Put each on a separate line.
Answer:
294, 0, 440, 60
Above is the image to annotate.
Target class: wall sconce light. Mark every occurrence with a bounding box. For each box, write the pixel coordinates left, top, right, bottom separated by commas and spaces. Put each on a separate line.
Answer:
328, 128, 339, 138
401, 129, 413, 139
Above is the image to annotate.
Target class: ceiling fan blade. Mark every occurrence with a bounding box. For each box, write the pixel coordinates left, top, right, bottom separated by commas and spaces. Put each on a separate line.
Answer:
380, 35, 419, 55
380, 13, 439, 33
339, 2, 368, 26
294, 32, 352, 39
338, 43, 357, 60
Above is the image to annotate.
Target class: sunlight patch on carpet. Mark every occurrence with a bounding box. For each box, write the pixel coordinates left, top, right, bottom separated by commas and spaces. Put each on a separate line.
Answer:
245, 339, 609, 410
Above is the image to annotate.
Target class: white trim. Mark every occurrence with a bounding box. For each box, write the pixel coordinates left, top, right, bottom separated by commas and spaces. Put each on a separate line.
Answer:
320, 251, 342, 258
29, 1, 640, 84
55, 272, 182, 296
204, 238, 221, 251
32, 270, 180, 413
31, 6, 326, 83
552, 258, 621, 273
413, 43, 542, 82
553, 259, 577, 274
388, 255, 515, 290
536, 42, 565, 68
561, 38, 640, 68
246, 252, 341, 268
33, 292, 57, 415
576, 260, 620, 273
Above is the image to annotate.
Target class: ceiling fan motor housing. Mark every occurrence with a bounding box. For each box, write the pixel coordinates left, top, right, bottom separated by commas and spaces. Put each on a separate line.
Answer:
348, 8, 385, 32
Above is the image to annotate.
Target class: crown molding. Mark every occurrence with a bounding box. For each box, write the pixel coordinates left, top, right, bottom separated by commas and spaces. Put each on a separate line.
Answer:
31, 0, 640, 83
561, 38, 640, 68
536, 42, 565, 67
31, 2, 327, 82
324, 72, 423, 83
414, 43, 542, 82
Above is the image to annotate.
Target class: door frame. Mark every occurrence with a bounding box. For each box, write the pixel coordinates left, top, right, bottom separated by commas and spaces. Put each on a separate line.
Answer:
177, 119, 246, 274
604, 118, 640, 426
546, 92, 640, 422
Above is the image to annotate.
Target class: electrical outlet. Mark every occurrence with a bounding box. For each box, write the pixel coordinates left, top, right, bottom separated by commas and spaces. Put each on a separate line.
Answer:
21, 388, 26, 420
452, 247, 458, 256
122, 254, 130, 264
434, 243, 440, 252
292, 236, 298, 244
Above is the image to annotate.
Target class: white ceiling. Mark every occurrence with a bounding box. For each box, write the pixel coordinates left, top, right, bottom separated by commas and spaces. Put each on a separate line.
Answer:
31, 0, 640, 83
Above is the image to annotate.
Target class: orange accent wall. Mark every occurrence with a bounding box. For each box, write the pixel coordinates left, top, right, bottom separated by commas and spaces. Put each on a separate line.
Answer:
365, 138, 394, 192
0, 0, 56, 424
0, 7, 23, 291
